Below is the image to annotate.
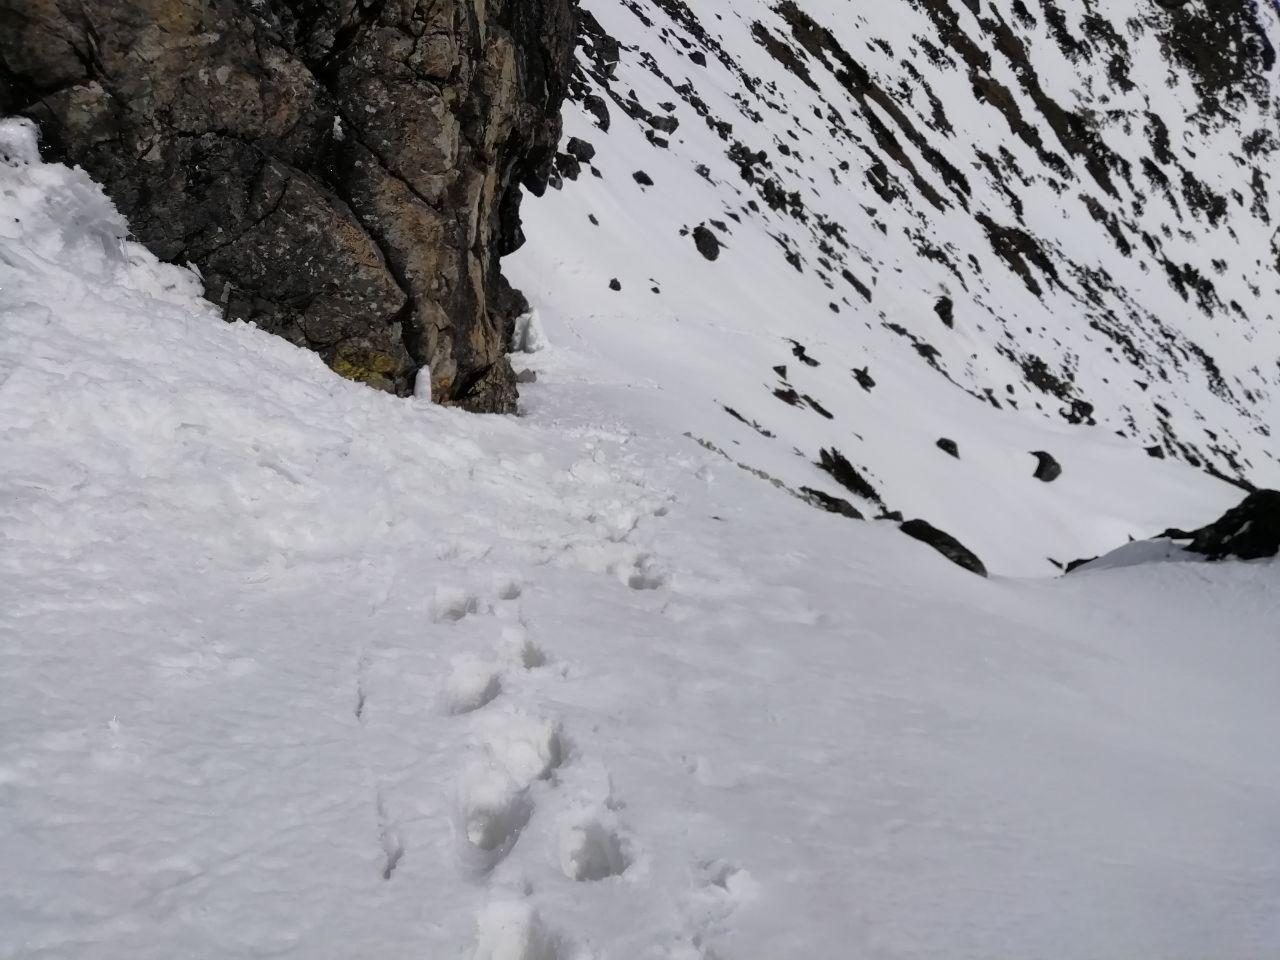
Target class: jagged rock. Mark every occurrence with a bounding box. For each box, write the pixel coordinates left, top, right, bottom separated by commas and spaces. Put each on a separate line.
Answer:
817, 448, 882, 504
801, 487, 863, 520
1031, 451, 1062, 482
937, 438, 959, 458
633, 170, 654, 186
0, 0, 576, 411
1181, 489, 1280, 560
900, 519, 988, 577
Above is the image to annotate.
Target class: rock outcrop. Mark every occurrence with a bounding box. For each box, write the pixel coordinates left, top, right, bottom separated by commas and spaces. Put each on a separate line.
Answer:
1178, 489, 1280, 561
0, 0, 576, 410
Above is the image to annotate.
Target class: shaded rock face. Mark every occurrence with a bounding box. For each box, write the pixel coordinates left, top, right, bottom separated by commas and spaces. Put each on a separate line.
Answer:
1181, 489, 1280, 561
0, 0, 576, 410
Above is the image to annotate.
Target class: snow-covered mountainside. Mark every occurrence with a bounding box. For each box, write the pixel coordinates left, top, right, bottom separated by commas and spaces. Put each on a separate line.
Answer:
507, 0, 1280, 573
4, 115, 1280, 959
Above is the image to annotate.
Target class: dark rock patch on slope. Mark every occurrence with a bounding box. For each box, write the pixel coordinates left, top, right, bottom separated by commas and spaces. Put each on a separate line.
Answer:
1178, 489, 1280, 561
900, 519, 988, 577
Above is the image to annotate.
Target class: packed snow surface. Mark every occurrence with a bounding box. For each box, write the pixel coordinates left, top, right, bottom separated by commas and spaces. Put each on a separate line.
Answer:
2, 121, 1279, 958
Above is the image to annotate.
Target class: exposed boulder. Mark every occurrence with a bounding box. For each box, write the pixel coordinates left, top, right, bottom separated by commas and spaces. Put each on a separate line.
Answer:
693, 224, 723, 261
1180, 489, 1280, 561
1031, 451, 1062, 482
933, 296, 955, 328
0, 0, 577, 411
936, 437, 959, 458
900, 519, 988, 577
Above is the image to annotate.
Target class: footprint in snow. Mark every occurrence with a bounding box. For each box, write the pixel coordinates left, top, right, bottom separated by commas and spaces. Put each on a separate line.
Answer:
455, 712, 566, 871
431, 585, 482, 623
495, 577, 524, 601
558, 813, 631, 881
621, 553, 668, 591
499, 624, 548, 670
457, 760, 535, 869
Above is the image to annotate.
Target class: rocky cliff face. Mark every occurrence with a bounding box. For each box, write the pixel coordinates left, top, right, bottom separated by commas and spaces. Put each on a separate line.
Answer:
0, 0, 576, 410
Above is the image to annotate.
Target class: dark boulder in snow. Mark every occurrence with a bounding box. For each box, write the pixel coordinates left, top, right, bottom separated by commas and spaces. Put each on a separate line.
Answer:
566, 137, 597, 163
693, 225, 723, 261
1180, 489, 1280, 561
937, 438, 960, 458
933, 296, 955, 328
0, 0, 577, 411
556, 153, 583, 181
900, 520, 988, 577
1031, 451, 1062, 482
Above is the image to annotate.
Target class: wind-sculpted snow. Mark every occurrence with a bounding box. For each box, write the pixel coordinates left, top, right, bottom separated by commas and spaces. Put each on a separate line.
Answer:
507, 0, 1280, 573
3, 116, 1280, 959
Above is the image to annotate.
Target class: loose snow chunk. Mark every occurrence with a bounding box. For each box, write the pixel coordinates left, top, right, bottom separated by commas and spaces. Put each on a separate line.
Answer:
480, 710, 566, 784
511, 310, 549, 353
444, 656, 503, 715
0, 117, 41, 163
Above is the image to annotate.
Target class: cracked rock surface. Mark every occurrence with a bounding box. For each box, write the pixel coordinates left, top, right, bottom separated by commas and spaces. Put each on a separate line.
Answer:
0, 0, 576, 410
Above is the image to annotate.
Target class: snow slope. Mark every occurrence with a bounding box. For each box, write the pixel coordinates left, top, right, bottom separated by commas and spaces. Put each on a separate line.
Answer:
506, 0, 1280, 574
4, 119, 1280, 958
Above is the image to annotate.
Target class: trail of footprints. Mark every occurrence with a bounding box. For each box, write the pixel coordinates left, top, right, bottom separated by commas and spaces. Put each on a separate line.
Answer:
361, 453, 737, 958
434, 577, 634, 959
